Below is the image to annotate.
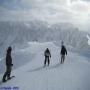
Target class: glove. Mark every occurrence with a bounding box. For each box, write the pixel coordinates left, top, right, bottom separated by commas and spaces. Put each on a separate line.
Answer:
11, 64, 13, 66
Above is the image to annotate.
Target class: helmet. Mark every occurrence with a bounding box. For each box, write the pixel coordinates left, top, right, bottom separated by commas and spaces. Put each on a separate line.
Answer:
7, 46, 12, 52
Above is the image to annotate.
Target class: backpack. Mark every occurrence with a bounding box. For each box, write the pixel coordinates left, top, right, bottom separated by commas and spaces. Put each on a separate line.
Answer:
45, 51, 50, 56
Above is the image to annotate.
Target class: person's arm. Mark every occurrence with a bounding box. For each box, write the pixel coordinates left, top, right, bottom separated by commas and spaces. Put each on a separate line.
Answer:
50, 52, 51, 57
11, 56, 13, 66
60, 50, 62, 55
65, 48, 67, 55
60, 47, 62, 55
49, 50, 51, 57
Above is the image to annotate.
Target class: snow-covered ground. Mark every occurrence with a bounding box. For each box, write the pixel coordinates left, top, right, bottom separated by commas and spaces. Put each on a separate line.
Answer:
0, 42, 90, 90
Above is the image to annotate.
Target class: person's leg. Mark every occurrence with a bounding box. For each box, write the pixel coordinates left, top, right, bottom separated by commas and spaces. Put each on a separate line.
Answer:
2, 72, 7, 82
44, 56, 47, 67
7, 66, 12, 79
48, 57, 50, 66
63, 55, 65, 63
61, 55, 63, 64
2, 66, 8, 82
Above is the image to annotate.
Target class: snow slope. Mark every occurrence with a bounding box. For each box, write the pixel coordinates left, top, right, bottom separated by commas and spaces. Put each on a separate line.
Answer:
0, 42, 90, 90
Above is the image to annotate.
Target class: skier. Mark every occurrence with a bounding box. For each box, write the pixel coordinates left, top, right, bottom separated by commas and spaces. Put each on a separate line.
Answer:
44, 48, 51, 67
2, 46, 13, 82
60, 42, 67, 64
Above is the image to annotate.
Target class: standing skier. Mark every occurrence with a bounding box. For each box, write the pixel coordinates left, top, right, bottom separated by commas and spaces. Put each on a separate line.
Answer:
60, 42, 67, 64
2, 46, 13, 82
44, 48, 51, 67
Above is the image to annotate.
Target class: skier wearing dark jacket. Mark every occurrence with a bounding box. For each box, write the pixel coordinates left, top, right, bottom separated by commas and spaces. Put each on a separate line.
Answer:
60, 44, 67, 64
2, 46, 13, 82
44, 48, 51, 67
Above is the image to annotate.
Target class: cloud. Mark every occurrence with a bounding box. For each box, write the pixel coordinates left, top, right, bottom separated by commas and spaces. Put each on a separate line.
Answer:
69, 0, 90, 13
82, 0, 90, 1
0, 0, 21, 10
0, 0, 90, 31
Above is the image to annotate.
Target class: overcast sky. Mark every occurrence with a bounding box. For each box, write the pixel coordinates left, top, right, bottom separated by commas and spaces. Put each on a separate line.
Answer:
0, 0, 90, 31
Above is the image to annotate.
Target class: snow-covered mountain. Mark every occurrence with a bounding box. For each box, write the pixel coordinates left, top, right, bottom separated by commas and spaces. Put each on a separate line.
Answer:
0, 21, 89, 54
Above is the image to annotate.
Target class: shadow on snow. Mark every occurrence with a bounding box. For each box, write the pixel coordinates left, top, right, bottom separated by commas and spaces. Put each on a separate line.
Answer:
28, 63, 62, 73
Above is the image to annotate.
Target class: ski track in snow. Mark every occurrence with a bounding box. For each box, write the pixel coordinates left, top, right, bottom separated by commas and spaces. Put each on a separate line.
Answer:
0, 42, 90, 90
